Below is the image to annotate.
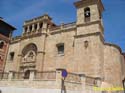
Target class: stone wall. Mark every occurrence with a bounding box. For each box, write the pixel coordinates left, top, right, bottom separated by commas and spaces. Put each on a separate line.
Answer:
44, 30, 75, 71
104, 44, 123, 87
74, 33, 104, 78
0, 69, 102, 93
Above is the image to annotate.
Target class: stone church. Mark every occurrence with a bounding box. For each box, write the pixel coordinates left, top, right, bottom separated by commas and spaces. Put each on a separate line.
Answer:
0, 0, 125, 93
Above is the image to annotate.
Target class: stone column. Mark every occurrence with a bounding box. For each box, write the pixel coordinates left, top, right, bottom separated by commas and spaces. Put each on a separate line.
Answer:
29, 70, 36, 81
32, 24, 35, 31
37, 22, 40, 31
27, 25, 30, 32
22, 27, 25, 34
79, 74, 86, 91
8, 71, 14, 80
42, 21, 47, 34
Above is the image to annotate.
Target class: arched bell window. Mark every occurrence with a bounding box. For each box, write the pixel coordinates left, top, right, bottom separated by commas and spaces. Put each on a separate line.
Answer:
84, 7, 91, 18
84, 7, 91, 22
0, 40, 4, 49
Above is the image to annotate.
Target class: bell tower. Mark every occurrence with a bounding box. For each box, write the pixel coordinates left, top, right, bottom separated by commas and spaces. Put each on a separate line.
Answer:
74, 0, 104, 25
73, 0, 105, 78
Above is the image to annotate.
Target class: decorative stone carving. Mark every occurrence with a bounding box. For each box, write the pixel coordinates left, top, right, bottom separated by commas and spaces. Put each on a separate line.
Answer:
22, 43, 37, 63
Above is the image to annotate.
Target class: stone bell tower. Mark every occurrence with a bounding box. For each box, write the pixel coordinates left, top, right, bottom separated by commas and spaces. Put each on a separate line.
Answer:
74, 0, 104, 36
74, 0, 104, 24
73, 0, 105, 78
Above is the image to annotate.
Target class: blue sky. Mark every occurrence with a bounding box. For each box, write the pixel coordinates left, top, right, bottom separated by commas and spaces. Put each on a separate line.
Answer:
0, 0, 125, 52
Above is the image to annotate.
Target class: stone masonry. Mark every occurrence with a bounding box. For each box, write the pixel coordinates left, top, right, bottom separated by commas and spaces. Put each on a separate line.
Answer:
0, 0, 125, 93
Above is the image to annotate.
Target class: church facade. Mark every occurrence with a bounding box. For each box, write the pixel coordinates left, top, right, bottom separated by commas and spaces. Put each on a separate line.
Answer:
0, 0, 125, 93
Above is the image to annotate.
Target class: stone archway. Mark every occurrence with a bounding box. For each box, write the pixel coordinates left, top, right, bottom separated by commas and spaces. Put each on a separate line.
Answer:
20, 43, 37, 73
24, 70, 30, 79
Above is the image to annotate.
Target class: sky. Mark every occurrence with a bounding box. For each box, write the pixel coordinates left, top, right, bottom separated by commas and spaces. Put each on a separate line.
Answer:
0, 0, 125, 52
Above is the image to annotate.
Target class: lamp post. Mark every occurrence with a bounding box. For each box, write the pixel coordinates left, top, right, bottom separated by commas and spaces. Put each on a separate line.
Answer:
61, 69, 68, 93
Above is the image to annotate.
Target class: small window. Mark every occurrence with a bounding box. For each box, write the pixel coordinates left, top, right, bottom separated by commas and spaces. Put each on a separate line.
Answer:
57, 43, 64, 55
9, 52, 15, 61
0, 41, 4, 49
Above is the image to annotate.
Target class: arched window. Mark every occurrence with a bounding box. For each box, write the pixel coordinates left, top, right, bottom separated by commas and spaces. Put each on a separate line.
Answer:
0, 41, 4, 49
24, 70, 30, 79
84, 7, 91, 18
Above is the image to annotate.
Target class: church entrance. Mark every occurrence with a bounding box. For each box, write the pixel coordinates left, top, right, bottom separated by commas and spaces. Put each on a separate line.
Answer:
24, 70, 30, 79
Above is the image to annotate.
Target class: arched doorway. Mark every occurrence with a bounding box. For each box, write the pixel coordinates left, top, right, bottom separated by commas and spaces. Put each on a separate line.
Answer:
24, 70, 30, 79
